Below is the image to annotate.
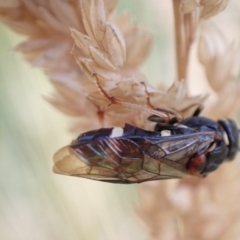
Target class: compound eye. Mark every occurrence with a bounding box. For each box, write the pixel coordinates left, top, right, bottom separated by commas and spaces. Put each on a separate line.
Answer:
238, 130, 240, 150
218, 119, 239, 160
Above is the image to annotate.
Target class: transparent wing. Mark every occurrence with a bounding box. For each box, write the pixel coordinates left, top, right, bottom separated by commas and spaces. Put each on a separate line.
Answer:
53, 138, 145, 183
53, 131, 215, 184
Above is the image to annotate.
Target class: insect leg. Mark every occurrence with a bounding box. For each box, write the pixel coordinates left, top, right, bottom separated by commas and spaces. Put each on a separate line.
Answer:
192, 105, 203, 117
180, 103, 203, 117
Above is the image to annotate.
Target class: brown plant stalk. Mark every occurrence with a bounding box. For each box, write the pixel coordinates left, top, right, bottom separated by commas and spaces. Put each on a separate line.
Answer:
1, 0, 240, 240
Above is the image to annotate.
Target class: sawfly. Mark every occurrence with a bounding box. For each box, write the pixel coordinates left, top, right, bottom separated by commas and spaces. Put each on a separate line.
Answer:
53, 74, 239, 183
53, 109, 239, 183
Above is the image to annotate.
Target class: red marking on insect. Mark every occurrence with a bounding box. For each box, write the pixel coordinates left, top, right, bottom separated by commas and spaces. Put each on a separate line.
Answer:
187, 154, 207, 175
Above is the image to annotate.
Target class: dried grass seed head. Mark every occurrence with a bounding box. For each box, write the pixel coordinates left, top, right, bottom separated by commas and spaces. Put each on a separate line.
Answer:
181, 0, 230, 19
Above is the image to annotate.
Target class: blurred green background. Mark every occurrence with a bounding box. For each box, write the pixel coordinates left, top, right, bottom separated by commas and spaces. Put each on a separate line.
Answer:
1, 1, 240, 240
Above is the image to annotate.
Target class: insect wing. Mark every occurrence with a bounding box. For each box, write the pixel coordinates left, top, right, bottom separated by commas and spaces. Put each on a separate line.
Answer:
141, 131, 216, 180
53, 131, 215, 183
53, 138, 145, 183
148, 131, 215, 161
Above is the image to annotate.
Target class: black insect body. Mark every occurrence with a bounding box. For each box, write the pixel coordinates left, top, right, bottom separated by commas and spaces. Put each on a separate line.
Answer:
156, 117, 239, 175
53, 115, 239, 184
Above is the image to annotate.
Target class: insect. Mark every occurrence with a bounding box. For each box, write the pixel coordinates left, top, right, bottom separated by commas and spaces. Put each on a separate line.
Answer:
53, 108, 239, 183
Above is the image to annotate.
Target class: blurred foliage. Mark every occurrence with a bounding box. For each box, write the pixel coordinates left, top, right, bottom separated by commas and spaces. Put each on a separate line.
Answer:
117, 0, 175, 86
0, 1, 161, 239
1, 1, 240, 239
